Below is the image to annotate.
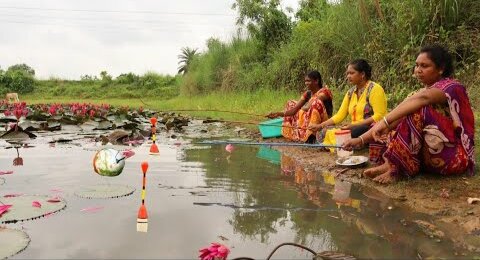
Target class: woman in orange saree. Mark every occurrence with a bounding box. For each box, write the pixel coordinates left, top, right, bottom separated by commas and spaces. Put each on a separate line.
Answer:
267, 70, 333, 143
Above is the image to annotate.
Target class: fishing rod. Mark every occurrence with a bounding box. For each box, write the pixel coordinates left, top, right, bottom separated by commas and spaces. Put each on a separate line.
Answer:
198, 140, 342, 149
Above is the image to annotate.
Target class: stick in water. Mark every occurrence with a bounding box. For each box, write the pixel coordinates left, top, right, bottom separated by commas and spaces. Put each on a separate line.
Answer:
137, 161, 149, 232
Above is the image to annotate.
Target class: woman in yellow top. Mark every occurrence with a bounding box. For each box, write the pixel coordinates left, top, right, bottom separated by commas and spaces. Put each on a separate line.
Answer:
310, 59, 387, 143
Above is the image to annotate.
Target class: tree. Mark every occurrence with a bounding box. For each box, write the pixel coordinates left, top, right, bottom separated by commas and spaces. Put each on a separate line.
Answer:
3, 69, 35, 93
295, 0, 329, 21
177, 47, 198, 75
232, 0, 292, 54
7, 63, 35, 76
99, 71, 113, 87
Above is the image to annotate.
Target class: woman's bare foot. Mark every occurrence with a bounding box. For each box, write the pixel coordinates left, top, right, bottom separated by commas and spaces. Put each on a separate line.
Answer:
363, 162, 390, 178
373, 171, 397, 184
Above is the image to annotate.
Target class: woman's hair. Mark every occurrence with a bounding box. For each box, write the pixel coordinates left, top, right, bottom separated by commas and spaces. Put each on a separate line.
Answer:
306, 70, 333, 117
349, 59, 372, 80
306, 70, 323, 87
419, 44, 454, 77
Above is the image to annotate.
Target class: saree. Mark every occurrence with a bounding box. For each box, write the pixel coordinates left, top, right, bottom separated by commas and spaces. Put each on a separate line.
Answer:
282, 88, 332, 142
384, 78, 475, 177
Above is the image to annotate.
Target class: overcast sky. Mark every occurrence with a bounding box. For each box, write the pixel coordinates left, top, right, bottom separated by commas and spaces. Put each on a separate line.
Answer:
0, 0, 299, 79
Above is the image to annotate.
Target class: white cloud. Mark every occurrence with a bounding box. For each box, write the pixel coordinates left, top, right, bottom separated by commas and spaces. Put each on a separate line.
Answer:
0, 0, 299, 79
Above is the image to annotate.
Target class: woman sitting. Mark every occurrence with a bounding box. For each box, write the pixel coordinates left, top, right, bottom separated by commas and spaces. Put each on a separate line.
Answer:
266, 70, 333, 143
343, 45, 475, 184
309, 59, 387, 149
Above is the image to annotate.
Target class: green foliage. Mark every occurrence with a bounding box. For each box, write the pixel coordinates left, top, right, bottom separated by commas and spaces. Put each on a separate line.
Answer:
182, 0, 480, 110
7, 63, 35, 76
116, 72, 139, 84
0, 63, 37, 94
28, 71, 180, 100
177, 47, 198, 74
232, 0, 293, 55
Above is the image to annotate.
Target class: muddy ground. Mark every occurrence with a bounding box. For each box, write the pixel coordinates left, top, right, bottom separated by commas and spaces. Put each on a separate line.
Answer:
237, 127, 480, 254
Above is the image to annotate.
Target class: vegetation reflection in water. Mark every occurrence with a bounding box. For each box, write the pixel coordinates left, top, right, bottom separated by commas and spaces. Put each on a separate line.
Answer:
184, 144, 462, 259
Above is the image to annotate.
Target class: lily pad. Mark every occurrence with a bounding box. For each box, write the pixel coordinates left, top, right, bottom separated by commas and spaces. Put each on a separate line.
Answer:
0, 195, 67, 224
0, 228, 30, 259
95, 120, 113, 130
75, 184, 135, 199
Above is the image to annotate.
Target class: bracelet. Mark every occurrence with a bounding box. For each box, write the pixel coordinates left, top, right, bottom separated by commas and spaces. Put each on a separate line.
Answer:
359, 136, 365, 145
383, 116, 390, 128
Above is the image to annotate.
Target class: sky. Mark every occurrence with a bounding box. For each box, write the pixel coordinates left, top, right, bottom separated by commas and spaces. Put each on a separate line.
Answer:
0, 0, 299, 79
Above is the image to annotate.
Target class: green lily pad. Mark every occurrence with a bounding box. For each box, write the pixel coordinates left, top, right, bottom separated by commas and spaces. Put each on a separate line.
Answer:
0, 195, 67, 224
0, 228, 30, 259
75, 184, 135, 199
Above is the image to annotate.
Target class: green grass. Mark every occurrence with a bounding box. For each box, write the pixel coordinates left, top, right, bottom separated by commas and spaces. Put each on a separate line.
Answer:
23, 88, 299, 123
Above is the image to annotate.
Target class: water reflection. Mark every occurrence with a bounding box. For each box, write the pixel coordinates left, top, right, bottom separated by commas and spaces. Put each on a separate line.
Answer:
13, 147, 23, 166
186, 147, 463, 259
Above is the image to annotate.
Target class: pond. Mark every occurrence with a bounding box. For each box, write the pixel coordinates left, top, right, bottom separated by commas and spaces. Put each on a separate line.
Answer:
0, 127, 470, 259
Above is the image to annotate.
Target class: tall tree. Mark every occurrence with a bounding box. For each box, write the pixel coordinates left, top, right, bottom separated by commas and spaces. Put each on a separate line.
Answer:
177, 47, 198, 75
232, 0, 292, 55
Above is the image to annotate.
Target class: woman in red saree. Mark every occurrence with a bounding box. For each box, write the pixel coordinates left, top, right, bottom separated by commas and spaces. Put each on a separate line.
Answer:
344, 45, 475, 184
267, 70, 333, 143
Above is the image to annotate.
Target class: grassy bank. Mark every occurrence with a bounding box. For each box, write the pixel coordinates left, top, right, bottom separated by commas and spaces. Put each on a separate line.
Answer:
23, 88, 298, 122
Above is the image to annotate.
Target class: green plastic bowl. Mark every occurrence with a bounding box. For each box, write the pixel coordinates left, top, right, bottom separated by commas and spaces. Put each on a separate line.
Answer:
258, 118, 283, 138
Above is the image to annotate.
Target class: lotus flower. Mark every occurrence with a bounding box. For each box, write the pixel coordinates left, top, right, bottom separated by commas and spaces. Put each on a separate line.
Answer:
225, 144, 234, 153
0, 204, 13, 217
199, 243, 230, 260
0, 171, 13, 175
32, 201, 42, 208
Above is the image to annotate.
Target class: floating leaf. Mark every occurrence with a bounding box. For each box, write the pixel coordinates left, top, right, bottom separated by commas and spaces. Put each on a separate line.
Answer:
75, 184, 135, 199
0, 228, 30, 259
0, 195, 66, 223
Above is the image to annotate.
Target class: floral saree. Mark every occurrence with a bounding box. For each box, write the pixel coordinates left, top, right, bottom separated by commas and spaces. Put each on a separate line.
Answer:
384, 78, 475, 177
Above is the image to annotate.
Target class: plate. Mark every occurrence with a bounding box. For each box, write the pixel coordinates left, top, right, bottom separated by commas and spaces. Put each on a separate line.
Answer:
336, 155, 368, 167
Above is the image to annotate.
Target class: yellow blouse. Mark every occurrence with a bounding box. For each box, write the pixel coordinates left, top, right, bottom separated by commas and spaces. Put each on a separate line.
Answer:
331, 81, 387, 124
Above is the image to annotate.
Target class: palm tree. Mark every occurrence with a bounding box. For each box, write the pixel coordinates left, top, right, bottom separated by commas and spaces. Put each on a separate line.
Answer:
177, 47, 198, 75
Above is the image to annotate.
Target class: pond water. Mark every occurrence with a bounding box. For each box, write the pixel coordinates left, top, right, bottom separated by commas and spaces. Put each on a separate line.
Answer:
0, 130, 468, 259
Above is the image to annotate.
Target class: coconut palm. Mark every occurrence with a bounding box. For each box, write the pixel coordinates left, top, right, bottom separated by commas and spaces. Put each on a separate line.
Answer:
177, 47, 198, 75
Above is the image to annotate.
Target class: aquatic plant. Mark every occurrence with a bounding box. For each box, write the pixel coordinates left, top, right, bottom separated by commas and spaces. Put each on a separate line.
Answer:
198, 243, 230, 260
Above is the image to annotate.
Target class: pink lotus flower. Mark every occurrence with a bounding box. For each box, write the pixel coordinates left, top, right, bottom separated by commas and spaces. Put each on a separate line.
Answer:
199, 243, 230, 260
4, 110, 11, 116
225, 144, 234, 153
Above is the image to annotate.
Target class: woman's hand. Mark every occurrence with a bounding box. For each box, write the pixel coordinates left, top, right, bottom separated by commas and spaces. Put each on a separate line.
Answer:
308, 122, 324, 132
371, 120, 389, 143
266, 112, 283, 119
340, 124, 353, 130
342, 138, 363, 151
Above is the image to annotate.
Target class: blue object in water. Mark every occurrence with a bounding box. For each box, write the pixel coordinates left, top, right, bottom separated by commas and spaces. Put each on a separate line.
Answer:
256, 146, 281, 165
258, 118, 283, 138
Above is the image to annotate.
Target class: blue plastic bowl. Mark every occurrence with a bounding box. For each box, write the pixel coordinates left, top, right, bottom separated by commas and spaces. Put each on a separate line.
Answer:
258, 118, 283, 138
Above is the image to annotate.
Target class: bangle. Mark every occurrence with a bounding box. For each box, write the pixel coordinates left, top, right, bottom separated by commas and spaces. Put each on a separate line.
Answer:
383, 116, 390, 128
359, 136, 365, 145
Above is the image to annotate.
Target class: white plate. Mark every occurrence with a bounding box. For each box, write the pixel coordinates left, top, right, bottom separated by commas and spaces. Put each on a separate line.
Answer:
336, 155, 368, 166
